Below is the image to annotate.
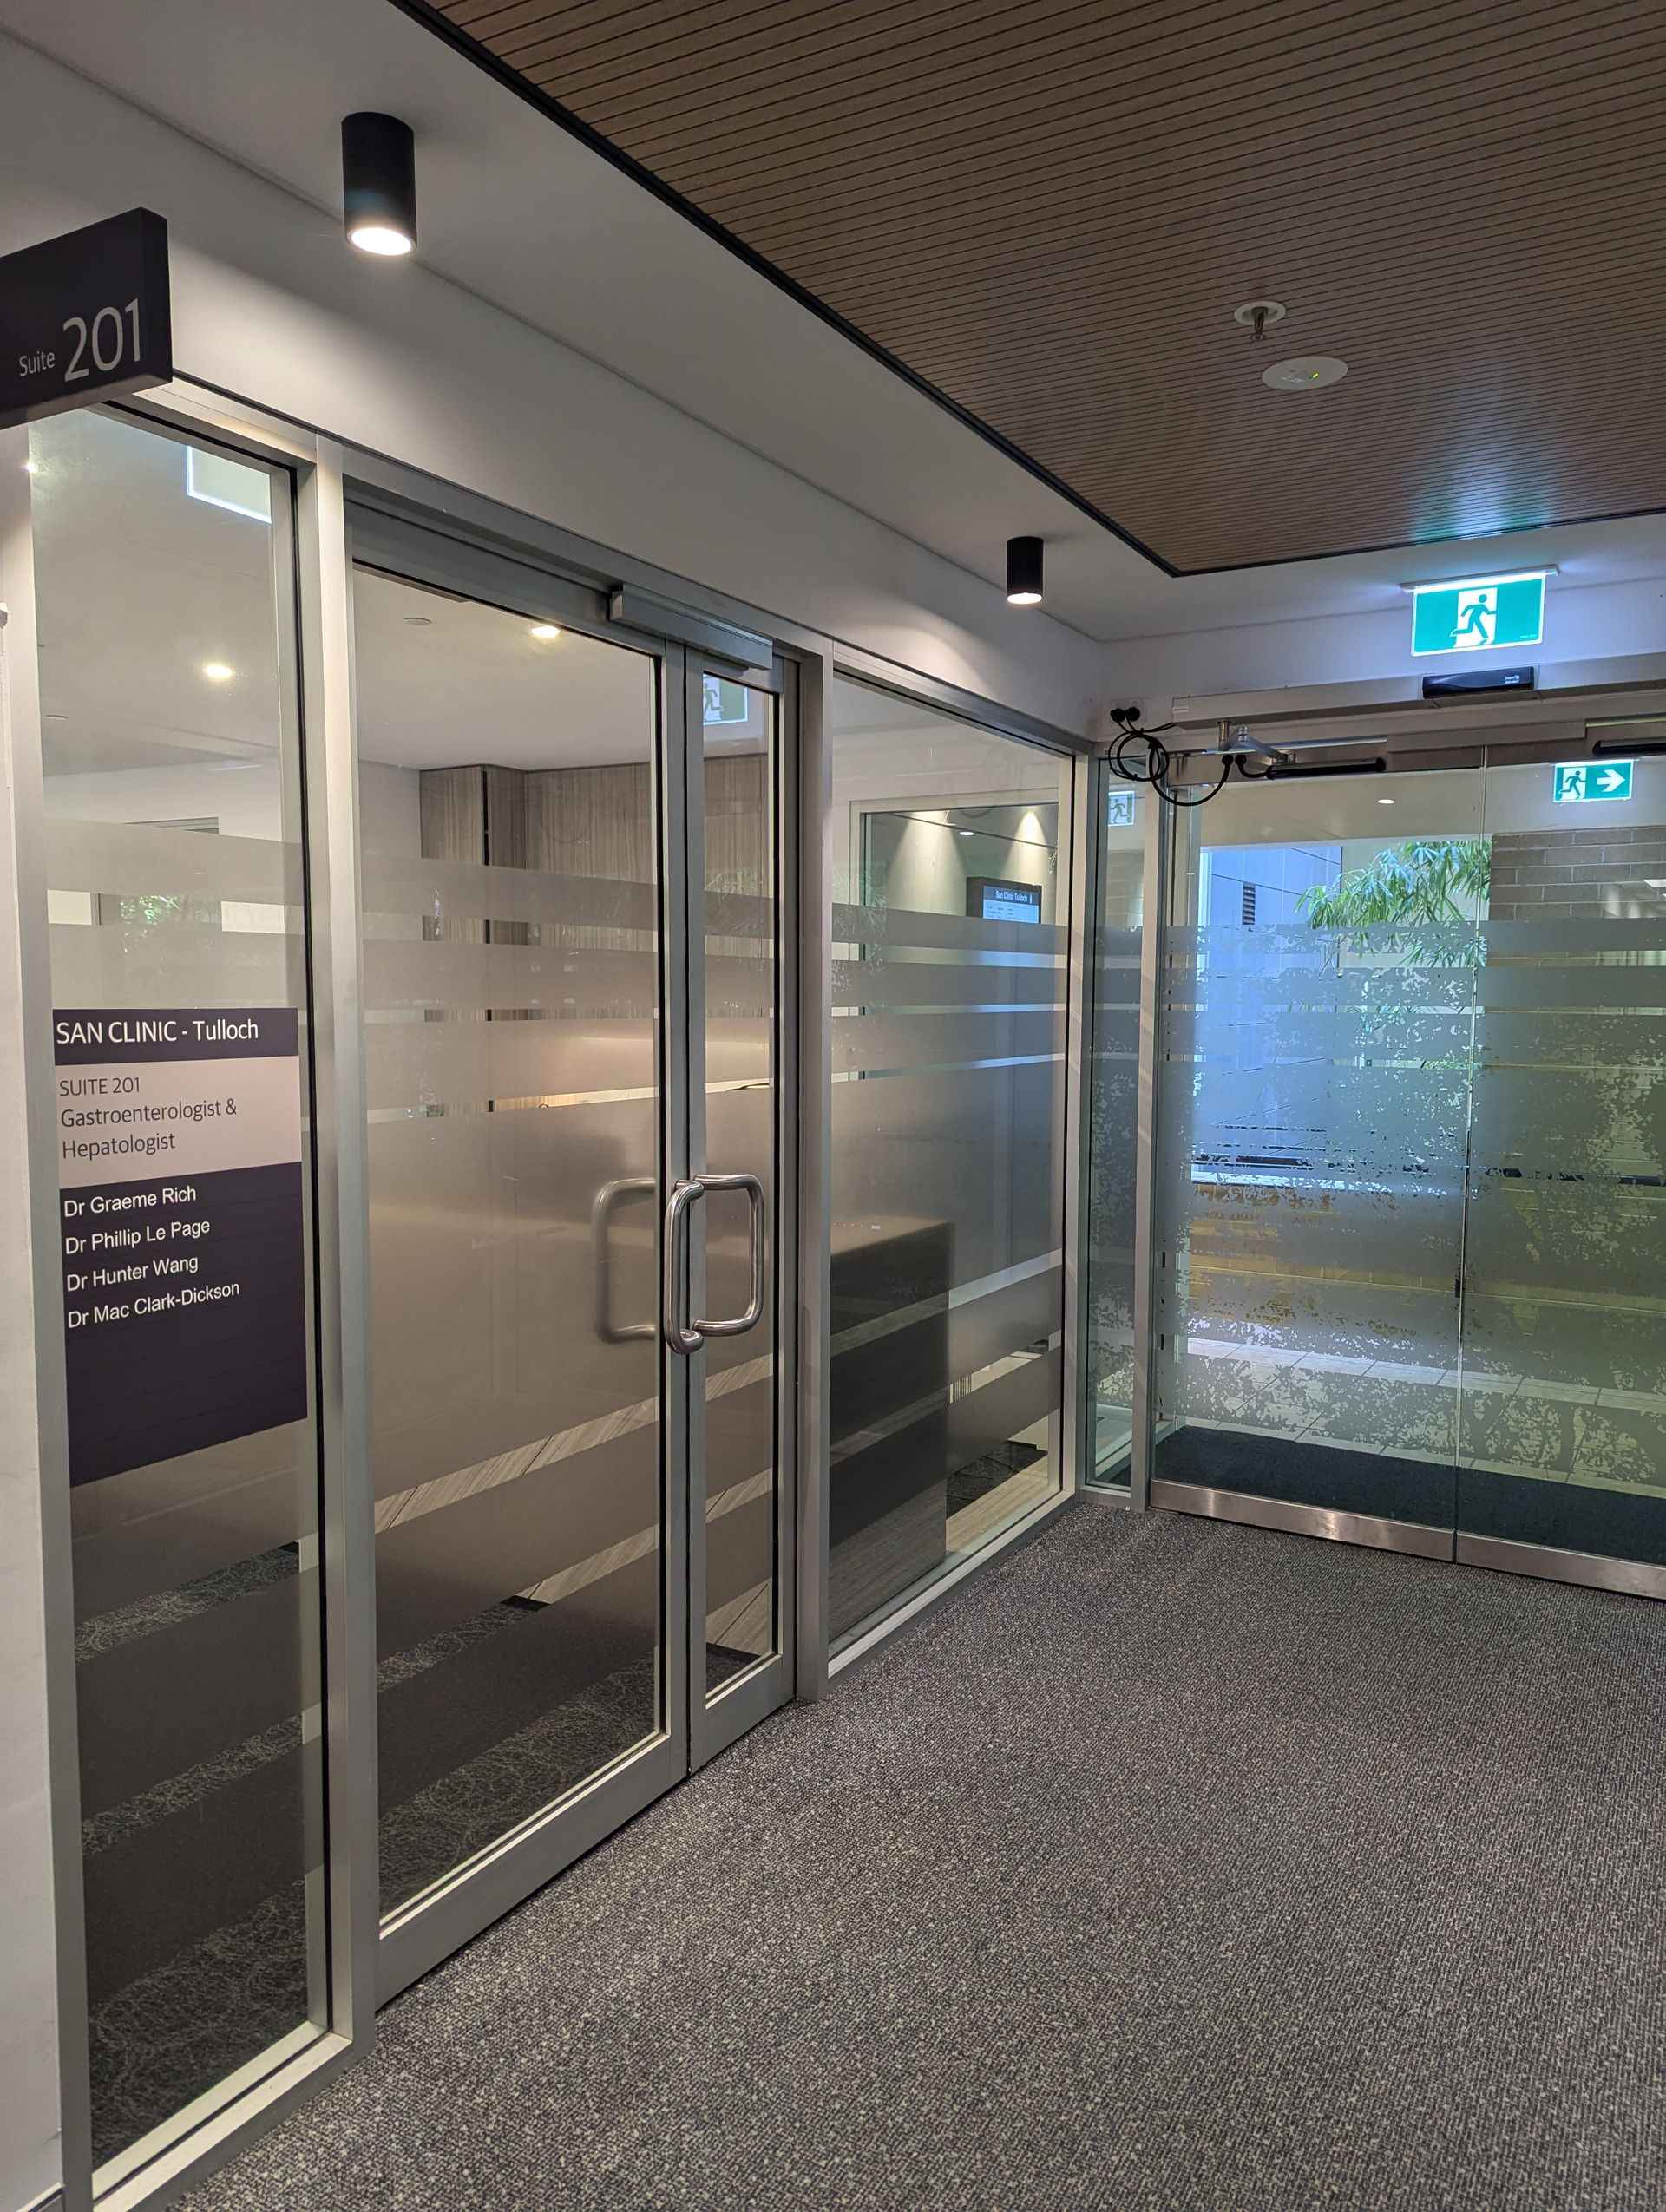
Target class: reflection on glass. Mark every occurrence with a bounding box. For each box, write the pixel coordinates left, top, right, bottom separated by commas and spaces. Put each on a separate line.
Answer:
1155, 772, 1485, 1528
827, 677, 1070, 1642
1458, 755, 1666, 1562
700, 688, 779, 1695
30, 409, 324, 2169
351, 569, 665, 1914
1086, 788, 1145, 1479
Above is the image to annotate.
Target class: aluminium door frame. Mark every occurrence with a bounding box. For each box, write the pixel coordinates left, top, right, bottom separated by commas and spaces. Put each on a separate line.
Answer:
337, 498, 806, 1966
364, 577, 694, 2002
342, 517, 804, 1781
685, 650, 803, 1770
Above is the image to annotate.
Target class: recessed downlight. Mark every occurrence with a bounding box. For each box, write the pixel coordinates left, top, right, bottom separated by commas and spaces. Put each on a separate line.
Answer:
200, 662, 235, 684
1262, 355, 1348, 392
1378, 796, 1396, 806
529, 622, 561, 641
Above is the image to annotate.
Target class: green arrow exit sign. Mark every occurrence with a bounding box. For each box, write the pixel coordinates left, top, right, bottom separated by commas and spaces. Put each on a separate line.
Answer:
1554, 760, 1634, 804
1411, 571, 1545, 655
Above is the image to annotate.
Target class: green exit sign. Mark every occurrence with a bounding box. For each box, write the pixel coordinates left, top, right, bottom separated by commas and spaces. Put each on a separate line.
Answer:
1555, 759, 1634, 804
1412, 571, 1546, 655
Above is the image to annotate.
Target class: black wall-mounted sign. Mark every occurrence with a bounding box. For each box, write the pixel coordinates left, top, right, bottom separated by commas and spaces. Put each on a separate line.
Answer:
965, 875, 1042, 925
0, 208, 172, 431
1421, 666, 1537, 699
54, 1008, 307, 1485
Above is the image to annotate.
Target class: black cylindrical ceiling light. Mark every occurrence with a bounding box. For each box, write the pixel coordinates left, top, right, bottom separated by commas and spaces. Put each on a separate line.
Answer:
342, 112, 416, 257
1006, 535, 1044, 605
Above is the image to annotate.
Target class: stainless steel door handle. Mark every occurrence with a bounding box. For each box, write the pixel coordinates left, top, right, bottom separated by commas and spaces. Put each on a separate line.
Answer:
592, 1175, 657, 1344
662, 1179, 705, 1355
692, 1170, 765, 1339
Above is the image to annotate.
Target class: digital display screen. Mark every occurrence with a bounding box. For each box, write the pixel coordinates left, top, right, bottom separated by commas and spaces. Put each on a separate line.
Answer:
966, 876, 1041, 925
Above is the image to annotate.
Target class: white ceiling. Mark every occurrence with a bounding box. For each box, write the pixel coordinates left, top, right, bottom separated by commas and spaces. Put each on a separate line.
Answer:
31, 406, 289, 776
5, 0, 1666, 645
353, 570, 659, 771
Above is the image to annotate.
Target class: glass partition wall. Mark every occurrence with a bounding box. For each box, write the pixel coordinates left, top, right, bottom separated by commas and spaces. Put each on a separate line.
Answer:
1085, 785, 1146, 1482
28, 408, 329, 2178
827, 677, 1074, 1647
1138, 739, 1666, 1589
13, 396, 1101, 2211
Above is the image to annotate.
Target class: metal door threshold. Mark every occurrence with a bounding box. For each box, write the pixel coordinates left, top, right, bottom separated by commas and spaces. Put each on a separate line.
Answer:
1457, 1532, 1666, 1602
1150, 1478, 1453, 1560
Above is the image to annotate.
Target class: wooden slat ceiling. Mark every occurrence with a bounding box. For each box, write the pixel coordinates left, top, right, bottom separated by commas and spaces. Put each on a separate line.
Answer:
418, 0, 1666, 573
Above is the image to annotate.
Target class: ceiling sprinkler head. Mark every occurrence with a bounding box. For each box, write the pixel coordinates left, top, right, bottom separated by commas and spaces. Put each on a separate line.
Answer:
1234, 298, 1287, 343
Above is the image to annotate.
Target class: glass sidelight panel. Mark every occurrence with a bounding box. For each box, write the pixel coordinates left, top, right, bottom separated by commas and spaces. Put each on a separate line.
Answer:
351, 569, 665, 1914
699, 677, 780, 1695
29, 409, 325, 2169
826, 677, 1072, 1644
1458, 749, 1666, 1564
1155, 767, 1484, 1533
1086, 784, 1146, 1482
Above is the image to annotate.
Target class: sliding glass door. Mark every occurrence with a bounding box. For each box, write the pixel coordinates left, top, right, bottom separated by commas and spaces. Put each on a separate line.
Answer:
1456, 743, 1666, 1587
1148, 732, 1666, 1594
348, 519, 792, 1992
1154, 758, 1482, 1548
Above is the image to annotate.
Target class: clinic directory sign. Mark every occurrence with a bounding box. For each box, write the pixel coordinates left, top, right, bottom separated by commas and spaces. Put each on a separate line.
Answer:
53, 1007, 307, 1483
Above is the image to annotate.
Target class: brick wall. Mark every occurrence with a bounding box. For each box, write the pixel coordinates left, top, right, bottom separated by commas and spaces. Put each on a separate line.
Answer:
1100, 849, 1144, 929
1488, 825, 1666, 920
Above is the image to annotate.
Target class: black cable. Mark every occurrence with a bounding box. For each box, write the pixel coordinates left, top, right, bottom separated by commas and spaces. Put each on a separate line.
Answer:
1156, 752, 1232, 807
1108, 712, 1233, 807
1111, 727, 1167, 783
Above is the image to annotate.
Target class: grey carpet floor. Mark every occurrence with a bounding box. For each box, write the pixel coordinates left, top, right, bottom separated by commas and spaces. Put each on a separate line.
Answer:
181, 1506, 1666, 2211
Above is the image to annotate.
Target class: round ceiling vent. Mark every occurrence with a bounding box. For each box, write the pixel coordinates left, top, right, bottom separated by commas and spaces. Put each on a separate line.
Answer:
1262, 355, 1348, 391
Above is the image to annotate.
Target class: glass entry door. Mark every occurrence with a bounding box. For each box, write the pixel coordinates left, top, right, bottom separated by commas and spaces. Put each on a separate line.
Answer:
348, 520, 790, 1994
1154, 732, 1666, 1599
1155, 756, 1484, 1550
1455, 741, 1666, 1593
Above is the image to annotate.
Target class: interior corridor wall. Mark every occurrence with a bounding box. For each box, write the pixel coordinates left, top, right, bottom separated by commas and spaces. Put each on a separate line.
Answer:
1100, 568, 1666, 713
0, 35, 1104, 741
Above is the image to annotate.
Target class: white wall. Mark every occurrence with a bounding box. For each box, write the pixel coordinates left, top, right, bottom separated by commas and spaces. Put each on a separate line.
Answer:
1104, 572, 1666, 713
0, 36, 1104, 743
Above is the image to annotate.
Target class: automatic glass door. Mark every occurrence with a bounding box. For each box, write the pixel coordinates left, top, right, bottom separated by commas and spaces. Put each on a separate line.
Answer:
1152, 754, 1485, 1552
346, 520, 792, 1996
1152, 730, 1666, 1600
